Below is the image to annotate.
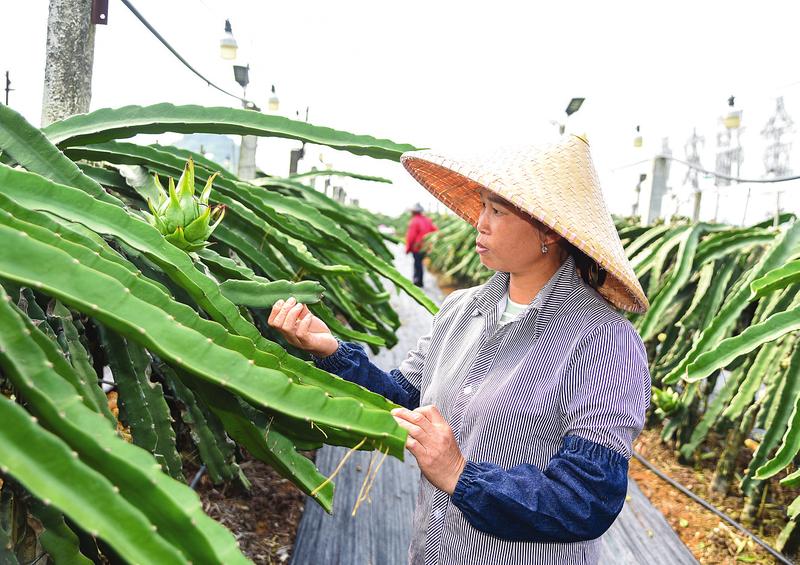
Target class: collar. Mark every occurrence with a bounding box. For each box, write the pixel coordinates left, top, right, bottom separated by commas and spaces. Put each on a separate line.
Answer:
470, 255, 585, 336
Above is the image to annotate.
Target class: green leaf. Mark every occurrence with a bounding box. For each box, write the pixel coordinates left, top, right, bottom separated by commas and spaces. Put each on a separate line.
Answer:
751, 260, 800, 297
159, 366, 240, 485
638, 224, 709, 340
282, 169, 393, 184
44, 104, 419, 161
220, 279, 324, 308
0, 165, 393, 410
755, 343, 800, 481
0, 103, 121, 207
0, 396, 187, 564
0, 287, 250, 563
26, 498, 95, 565
0, 219, 406, 457
663, 220, 800, 384
741, 341, 798, 494
686, 306, 800, 382
98, 327, 183, 480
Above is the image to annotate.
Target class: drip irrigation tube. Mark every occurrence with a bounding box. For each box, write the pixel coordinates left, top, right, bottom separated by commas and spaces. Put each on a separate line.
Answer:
190, 465, 207, 490
632, 451, 794, 565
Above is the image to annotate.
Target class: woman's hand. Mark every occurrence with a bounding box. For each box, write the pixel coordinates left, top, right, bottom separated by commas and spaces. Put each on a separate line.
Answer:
391, 405, 466, 495
268, 297, 338, 358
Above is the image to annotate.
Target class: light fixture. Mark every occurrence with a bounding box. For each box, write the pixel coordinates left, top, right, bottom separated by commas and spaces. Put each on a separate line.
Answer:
633, 125, 643, 148
220, 20, 238, 60
268, 85, 279, 112
565, 98, 585, 117
724, 95, 741, 130
233, 64, 249, 89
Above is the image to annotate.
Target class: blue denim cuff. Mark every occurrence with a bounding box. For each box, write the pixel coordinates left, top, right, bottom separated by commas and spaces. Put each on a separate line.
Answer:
453, 460, 484, 502
449, 435, 629, 543
561, 434, 627, 465
311, 338, 348, 372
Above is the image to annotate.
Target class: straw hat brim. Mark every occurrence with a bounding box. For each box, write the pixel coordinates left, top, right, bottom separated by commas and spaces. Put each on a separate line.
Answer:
400, 136, 649, 313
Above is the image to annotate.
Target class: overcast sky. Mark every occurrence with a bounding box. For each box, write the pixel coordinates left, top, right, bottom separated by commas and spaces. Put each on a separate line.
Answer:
3, 1, 800, 221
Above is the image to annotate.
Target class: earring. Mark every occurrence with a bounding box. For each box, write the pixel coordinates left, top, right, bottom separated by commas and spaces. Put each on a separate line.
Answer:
540, 242, 549, 255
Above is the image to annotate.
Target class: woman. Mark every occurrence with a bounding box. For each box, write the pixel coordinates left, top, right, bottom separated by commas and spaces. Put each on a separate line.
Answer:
269, 135, 651, 565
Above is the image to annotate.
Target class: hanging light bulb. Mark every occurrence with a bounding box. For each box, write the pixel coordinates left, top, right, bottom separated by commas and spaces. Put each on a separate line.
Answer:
268, 85, 280, 112
633, 125, 643, 148
220, 20, 238, 60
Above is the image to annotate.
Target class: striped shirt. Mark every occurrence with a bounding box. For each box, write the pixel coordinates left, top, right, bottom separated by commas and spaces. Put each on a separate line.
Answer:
318, 254, 650, 564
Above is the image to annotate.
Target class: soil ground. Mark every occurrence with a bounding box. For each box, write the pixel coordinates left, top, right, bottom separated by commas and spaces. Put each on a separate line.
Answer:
188, 454, 307, 564
632, 427, 797, 565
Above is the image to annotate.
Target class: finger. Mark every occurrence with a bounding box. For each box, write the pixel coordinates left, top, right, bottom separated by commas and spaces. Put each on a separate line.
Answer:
281, 303, 305, 332
268, 299, 285, 325
405, 435, 427, 458
392, 407, 433, 434
271, 299, 291, 326
392, 415, 427, 441
415, 405, 445, 426
296, 312, 313, 340
273, 297, 297, 327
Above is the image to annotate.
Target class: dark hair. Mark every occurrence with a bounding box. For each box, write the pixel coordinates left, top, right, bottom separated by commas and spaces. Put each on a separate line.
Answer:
561, 240, 607, 290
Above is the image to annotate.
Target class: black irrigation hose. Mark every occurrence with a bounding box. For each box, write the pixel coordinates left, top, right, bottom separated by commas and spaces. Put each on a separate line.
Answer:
632, 451, 795, 565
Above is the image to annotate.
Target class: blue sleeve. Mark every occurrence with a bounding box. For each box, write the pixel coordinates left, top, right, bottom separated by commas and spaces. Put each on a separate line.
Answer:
450, 435, 628, 542
312, 340, 420, 410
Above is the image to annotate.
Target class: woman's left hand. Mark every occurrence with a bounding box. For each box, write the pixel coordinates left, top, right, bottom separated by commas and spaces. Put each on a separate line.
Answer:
391, 405, 466, 495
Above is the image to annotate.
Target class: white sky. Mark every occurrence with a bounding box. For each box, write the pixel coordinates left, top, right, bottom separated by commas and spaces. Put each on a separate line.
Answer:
3, 1, 800, 221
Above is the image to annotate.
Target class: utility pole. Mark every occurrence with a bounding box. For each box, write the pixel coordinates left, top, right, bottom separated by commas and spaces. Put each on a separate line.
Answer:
761, 96, 793, 227
41, 0, 97, 127
684, 128, 704, 221
714, 96, 744, 222
762, 96, 793, 177
631, 173, 647, 218
643, 138, 672, 225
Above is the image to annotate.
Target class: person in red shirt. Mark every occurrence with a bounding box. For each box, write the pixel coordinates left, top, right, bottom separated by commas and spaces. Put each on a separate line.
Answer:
405, 203, 438, 287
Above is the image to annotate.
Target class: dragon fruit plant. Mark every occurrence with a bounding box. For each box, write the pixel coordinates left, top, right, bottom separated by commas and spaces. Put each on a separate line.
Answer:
146, 158, 225, 251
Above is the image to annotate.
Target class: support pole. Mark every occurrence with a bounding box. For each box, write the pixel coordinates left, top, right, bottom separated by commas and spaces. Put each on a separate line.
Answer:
41, 0, 96, 127
237, 135, 258, 179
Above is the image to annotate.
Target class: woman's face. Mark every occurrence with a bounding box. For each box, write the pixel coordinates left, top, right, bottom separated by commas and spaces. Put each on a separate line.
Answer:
474, 188, 555, 274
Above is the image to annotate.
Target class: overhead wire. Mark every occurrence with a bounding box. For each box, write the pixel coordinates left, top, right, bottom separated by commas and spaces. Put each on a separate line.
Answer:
613, 156, 800, 184
118, 0, 253, 107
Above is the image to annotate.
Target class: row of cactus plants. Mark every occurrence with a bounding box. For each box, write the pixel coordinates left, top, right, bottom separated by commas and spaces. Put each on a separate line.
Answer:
618, 214, 800, 553
424, 213, 492, 287
422, 210, 800, 553
0, 102, 436, 563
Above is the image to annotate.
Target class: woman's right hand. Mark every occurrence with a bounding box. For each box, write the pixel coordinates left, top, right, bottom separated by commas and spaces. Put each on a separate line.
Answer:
268, 297, 339, 358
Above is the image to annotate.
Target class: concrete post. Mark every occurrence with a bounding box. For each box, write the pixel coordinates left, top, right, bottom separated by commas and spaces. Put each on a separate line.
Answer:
41, 0, 96, 127
643, 138, 672, 225
237, 134, 258, 179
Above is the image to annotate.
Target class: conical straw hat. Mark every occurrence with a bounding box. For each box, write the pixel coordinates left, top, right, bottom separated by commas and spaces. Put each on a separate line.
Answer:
400, 134, 649, 313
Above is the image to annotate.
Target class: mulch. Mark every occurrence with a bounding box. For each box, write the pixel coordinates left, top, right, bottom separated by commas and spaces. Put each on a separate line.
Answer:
190, 455, 308, 565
